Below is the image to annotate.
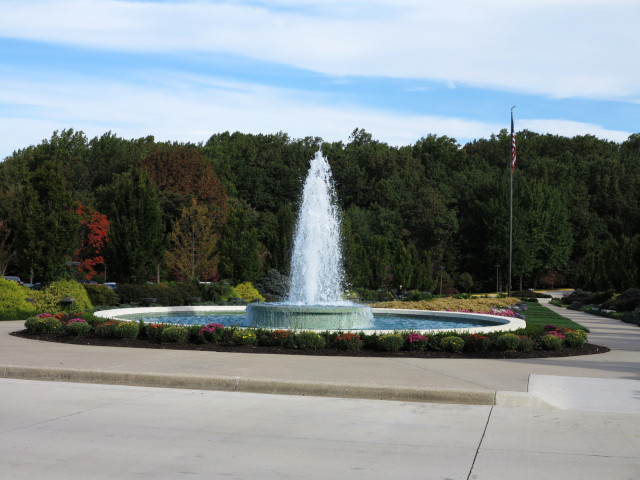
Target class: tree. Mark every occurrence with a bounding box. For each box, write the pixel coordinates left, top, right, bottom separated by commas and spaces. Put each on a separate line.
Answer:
14, 162, 79, 284
217, 206, 261, 283
99, 170, 165, 283
73, 204, 109, 281
166, 199, 220, 281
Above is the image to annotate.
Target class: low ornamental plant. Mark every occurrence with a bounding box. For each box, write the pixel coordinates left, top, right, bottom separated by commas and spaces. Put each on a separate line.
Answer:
405, 332, 429, 351
440, 336, 464, 353
161, 325, 189, 343
541, 333, 564, 350
269, 329, 297, 348
495, 333, 520, 351
145, 323, 165, 342
296, 331, 326, 349
377, 333, 404, 352
198, 323, 224, 343
464, 334, 490, 352
25, 315, 63, 334
232, 329, 258, 346
93, 320, 119, 338
334, 332, 363, 351
64, 318, 91, 336
564, 329, 587, 348
518, 335, 536, 352
114, 321, 140, 339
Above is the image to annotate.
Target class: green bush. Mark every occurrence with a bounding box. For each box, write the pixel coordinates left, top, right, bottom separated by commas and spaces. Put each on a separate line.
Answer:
64, 319, 91, 336
377, 333, 404, 352
334, 332, 363, 351
24, 315, 62, 334
296, 331, 326, 349
495, 333, 520, 351
161, 325, 189, 343
32, 280, 93, 314
232, 329, 258, 346
83, 284, 119, 306
621, 311, 640, 326
234, 282, 265, 303
541, 334, 564, 350
115, 321, 140, 339
0, 279, 37, 316
440, 336, 464, 352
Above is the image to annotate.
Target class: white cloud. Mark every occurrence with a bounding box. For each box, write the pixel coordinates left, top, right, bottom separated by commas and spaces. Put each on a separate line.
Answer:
1, 0, 638, 100
0, 68, 631, 160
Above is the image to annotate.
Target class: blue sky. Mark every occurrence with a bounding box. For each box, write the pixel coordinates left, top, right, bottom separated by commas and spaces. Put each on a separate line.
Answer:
1, 0, 638, 159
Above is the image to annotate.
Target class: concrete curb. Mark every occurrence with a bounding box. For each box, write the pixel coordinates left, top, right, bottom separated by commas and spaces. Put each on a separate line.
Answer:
0, 365, 497, 405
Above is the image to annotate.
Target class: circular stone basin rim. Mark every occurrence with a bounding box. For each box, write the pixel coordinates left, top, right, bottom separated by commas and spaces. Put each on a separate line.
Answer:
94, 305, 526, 334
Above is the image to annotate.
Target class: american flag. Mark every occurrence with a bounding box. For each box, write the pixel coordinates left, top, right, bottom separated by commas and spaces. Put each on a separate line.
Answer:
511, 110, 517, 173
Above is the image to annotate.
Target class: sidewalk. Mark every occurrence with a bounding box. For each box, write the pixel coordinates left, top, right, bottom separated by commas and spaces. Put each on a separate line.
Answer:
1, 298, 639, 409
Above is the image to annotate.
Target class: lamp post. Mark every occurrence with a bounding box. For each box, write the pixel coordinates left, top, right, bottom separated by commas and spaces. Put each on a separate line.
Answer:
439, 266, 445, 296
495, 264, 500, 295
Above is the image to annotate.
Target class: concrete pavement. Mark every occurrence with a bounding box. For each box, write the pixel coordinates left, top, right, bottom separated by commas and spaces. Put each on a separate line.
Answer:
1, 297, 639, 478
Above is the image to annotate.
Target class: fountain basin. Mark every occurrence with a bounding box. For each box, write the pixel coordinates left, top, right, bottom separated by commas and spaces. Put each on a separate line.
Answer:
95, 305, 525, 334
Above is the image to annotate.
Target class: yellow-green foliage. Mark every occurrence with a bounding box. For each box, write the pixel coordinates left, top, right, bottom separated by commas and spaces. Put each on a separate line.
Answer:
0, 279, 37, 314
32, 280, 93, 314
234, 282, 265, 302
373, 297, 522, 312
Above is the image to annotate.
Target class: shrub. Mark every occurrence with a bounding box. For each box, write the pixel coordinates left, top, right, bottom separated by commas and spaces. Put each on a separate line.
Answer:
440, 336, 464, 352
64, 318, 91, 336
115, 283, 200, 306
377, 333, 404, 352
0, 278, 37, 316
464, 334, 490, 352
161, 325, 189, 343
115, 321, 140, 339
405, 332, 429, 350
198, 282, 237, 303
232, 329, 258, 346
495, 333, 520, 351
334, 332, 363, 351
32, 280, 93, 314
83, 284, 119, 306
541, 333, 564, 350
24, 315, 62, 334
233, 282, 265, 303
296, 331, 326, 349
622, 311, 640, 326
198, 323, 225, 343
564, 329, 587, 348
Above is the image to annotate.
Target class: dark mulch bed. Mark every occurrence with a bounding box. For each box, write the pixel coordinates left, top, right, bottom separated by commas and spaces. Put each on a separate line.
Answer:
11, 330, 610, 359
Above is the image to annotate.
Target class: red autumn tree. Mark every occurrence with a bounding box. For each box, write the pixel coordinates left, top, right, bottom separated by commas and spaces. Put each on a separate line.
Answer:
73, 204, 109, 281
141, 146, 228, 229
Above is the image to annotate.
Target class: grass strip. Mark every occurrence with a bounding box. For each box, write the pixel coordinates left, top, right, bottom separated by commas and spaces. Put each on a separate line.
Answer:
524, 302, 587, 331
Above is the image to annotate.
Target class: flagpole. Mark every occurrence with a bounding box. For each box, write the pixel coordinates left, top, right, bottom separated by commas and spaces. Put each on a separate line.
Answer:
508, 106, 515, 297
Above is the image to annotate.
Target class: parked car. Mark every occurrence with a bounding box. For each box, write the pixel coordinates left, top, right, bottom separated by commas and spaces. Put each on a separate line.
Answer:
3, 276, 23, 285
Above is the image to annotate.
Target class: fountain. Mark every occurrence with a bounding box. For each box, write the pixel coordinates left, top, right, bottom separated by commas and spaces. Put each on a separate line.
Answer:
246, 152, 373, 329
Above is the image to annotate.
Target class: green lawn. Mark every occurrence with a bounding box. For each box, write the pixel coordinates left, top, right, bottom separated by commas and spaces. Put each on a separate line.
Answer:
525, 302, 587, 332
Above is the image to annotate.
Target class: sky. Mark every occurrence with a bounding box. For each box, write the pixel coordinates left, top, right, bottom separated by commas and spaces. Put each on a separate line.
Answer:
1, 0, 639, 160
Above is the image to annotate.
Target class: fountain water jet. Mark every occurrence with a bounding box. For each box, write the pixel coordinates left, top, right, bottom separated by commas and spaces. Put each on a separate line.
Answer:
246, 152, 373, 329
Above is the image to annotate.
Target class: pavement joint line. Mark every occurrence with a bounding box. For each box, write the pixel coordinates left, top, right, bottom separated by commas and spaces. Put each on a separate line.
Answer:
0, 364, 498, 405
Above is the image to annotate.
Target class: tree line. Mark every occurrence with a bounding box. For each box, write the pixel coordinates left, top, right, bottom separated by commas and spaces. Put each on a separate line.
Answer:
0, 127, 638, 294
